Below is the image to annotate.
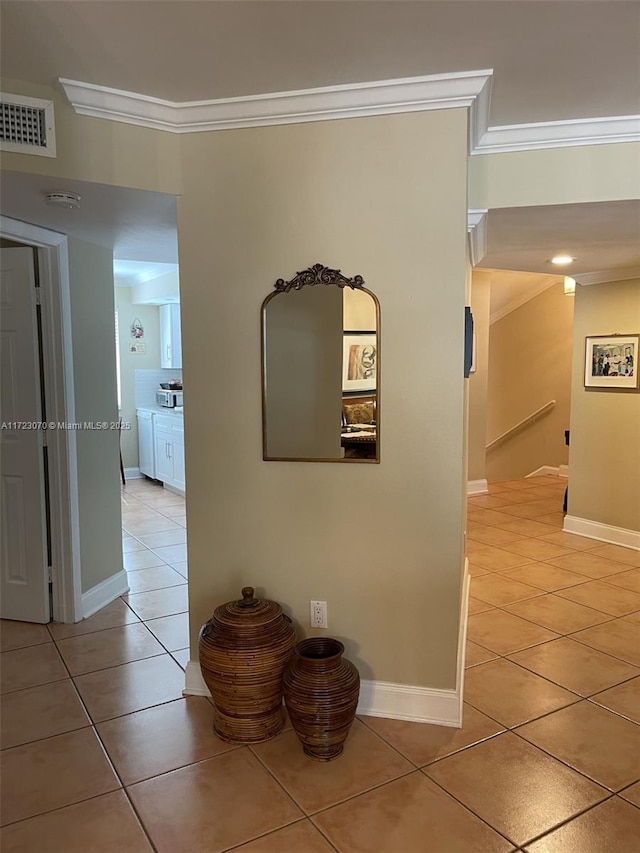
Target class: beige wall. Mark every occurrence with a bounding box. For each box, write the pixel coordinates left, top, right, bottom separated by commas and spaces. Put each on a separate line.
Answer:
0, 79, 181, 195
487, 282, 573, 482
115, 286, 161, 468
568, 279, 640, 532
178, 108, 469, 689
67, 238, 123, 593
3, 71, 638, 672
344, 287, 377, 331
469, 142, 640, 210
468, 271, 491, 482
131, 269, 179, 304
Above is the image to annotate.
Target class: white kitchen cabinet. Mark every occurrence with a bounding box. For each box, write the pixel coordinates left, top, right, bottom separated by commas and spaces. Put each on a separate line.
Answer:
154, 432, 173, 483
137, 410, 155, 478
154, 413, 185, 493
160, 303, 182, 369
171, 421, 186, 491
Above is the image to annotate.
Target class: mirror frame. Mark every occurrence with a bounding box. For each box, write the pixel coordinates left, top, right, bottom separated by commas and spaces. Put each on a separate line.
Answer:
261, 263, 380, 463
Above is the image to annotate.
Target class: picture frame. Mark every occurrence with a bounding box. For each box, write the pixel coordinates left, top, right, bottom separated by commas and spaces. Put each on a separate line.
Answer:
584, 335, 639, 389
343, 331, 377, 393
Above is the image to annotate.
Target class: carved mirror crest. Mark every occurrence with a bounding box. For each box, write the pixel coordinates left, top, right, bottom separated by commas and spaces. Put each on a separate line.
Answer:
261, 264, 380, 462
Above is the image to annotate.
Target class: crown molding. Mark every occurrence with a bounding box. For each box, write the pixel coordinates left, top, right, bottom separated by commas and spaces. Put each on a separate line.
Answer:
575, 266, 640, 286
467, 77, 491, 153
467, 209, 488, 267
473, 114, 640, 155
59, 71, 493, 144
59, 75, 640, 155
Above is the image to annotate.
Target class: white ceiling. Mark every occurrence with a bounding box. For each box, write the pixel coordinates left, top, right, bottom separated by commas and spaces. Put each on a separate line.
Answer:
479, 200, 640, 276
113, 260, 178, 286
0, 171, 178, 263
2, 1, 639, 127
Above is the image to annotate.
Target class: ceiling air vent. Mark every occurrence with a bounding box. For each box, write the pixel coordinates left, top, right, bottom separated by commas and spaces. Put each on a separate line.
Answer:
0, 92, 56, 158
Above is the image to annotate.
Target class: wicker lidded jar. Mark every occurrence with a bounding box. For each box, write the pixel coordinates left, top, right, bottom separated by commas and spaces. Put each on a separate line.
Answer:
198, 586, 296, 743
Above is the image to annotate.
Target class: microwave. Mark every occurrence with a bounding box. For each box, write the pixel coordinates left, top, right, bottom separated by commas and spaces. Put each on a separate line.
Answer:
156, 389, 184, 408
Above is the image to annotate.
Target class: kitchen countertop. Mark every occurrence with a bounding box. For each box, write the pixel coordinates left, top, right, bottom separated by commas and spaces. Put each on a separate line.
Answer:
136, 406, 184, 416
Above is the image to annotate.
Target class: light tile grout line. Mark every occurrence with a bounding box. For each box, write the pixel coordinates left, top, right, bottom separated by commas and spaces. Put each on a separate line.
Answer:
508, 792, 632, 850
424, 763, 618, 851
43, 569, 207, 853
467, 541, 632, 571
50, 625, 170, 678
464, 592, 640, 711
355, 711, 507, 772
246, 718, 514, 851
506, 703, 640, 786
462, 595, 640, 731
456, 480, 640, 840
3, 477, 635, 848
0, 633, 160, 853
457, 606, 640, 819
420, 768, 615, 850
313, 759, 518, 851
468, 597, 639, 669
250, 721, 416, 805
220, 817, 342, 853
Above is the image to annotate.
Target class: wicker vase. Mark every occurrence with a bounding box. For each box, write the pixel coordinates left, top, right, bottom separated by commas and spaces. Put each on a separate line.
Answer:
198, 586, 296, 743
283, 637, 360, 761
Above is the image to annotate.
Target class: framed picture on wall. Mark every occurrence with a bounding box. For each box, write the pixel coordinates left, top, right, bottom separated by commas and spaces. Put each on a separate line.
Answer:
343, 332, 377, 393
584, 335, 639, 389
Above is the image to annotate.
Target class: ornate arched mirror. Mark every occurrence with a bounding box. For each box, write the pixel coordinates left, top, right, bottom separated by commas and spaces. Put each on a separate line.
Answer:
261, 263, 380, 462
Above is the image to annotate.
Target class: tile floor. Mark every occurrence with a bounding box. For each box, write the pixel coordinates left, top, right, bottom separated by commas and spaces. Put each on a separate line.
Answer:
1, 475, 639, 851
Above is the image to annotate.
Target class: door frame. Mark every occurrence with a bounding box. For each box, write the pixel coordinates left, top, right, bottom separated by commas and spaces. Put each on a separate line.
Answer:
1, 215, 81, 623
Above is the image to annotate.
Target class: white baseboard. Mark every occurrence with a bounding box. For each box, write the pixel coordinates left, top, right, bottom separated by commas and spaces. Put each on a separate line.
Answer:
527, 465, 558, 477
184, 665, 464, 726
563, 516, 640, 550
527, 465, 569, 478
82, 569, 130, 619
124, 467, 142, 480
184, 661, 211, 697
358, 563, 469, 727
184, 564, 470, 728
467, 479, 489, 495
164, 484, 185, 497
356, 679, 460, 726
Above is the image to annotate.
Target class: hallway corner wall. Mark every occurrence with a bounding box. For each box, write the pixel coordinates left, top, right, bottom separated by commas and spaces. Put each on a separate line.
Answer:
468, 271, 491, 483
568, 278, 640, 534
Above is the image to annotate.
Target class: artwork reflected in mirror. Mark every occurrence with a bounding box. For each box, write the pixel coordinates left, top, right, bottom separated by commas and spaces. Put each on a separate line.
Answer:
261, 264, 379, 462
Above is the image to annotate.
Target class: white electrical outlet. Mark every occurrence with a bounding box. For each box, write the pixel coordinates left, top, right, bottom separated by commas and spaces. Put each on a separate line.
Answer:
310, 600, 328, 628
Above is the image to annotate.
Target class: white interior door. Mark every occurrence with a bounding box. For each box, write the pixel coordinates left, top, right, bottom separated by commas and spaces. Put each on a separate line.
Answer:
0, 247, 50, 623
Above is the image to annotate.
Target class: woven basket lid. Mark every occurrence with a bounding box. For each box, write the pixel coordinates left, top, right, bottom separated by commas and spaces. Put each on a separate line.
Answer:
209, 587, 286, 633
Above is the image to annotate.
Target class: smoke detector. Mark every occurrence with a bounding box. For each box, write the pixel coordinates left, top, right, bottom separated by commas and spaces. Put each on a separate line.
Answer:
44, 191, 81, 209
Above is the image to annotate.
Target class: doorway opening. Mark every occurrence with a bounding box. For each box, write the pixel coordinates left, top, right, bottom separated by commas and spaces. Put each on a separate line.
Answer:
1, 172, 183, 626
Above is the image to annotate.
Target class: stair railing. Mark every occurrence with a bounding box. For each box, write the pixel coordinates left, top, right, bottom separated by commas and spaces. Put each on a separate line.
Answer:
486, 400, 556, 452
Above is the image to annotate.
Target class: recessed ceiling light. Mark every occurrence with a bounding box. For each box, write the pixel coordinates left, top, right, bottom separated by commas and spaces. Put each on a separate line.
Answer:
44, 191, 81, 209
550, 254, 575, 265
